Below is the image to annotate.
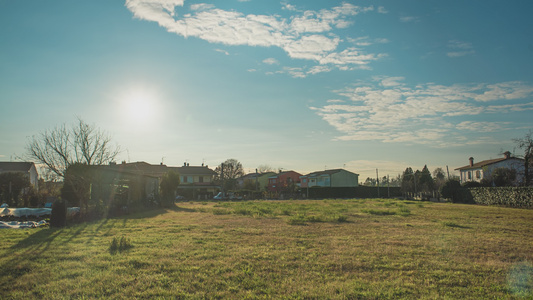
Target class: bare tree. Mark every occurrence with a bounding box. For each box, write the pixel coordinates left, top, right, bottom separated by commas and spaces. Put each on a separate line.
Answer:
257, 164, 274, 174
26, 118, 120, 178
215, 159, 244, 191
513, 130, 533, 186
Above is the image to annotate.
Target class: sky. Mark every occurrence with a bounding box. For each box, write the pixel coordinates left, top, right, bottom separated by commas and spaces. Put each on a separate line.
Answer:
1, 0, 533, 181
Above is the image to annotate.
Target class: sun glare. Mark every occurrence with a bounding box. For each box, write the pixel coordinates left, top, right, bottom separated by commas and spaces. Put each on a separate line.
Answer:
127, 93, 154, 119
118, 87, 160, 128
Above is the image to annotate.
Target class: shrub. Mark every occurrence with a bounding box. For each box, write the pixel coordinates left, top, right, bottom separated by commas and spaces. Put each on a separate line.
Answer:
50, 199, 67, 228
212, 208, 231, 215
287, 216, 307, 225
440, 180, 462, 202
109, 236, 133, 254
397, 207, 411, 217
306, 215, 325, 223
362, 209, 396, 216
334, 215, 349, 223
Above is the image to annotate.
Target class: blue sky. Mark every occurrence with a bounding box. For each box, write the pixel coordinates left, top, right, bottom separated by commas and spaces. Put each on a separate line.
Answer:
1, 0, 533, 181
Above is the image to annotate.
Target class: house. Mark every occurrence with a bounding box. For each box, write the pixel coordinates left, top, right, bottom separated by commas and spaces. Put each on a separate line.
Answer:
169, 163, 218, 199
455, 151, 525, 185
300, 169, 359, 188
267, 171, 302, 194
0, 162, 39, 191
93, 161, 218, 201
237, 172, 277, 191
90, 165, 161, 207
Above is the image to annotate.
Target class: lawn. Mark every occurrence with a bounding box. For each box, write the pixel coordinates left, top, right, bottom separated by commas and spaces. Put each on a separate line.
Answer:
1, 199, 532, 299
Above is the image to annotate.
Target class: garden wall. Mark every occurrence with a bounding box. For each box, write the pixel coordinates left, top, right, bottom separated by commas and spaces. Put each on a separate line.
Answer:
468, 187, 533, 209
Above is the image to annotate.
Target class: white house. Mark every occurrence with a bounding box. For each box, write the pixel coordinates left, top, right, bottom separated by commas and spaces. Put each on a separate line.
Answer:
455, 151, 524, 185
0, 162, 39, 190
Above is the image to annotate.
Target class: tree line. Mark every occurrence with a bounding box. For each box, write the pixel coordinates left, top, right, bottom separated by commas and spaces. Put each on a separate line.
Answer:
3, 118, 531, 217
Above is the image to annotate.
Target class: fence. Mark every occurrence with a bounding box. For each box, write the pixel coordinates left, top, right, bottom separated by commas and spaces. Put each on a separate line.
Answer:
306, 186, 402, 199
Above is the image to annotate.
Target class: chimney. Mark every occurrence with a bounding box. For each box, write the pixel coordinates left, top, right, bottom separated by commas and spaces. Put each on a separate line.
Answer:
469, 157, 474, 167
504, 151, 511, 159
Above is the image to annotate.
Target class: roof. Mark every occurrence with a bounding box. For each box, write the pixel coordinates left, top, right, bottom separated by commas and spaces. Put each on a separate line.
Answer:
99, 162, 217, 176
0, 162, 36, 173
239, 172, 276, 180
302, 169, 359, 177
455, 157, 524, 171
268, 171, 302, 178
170, 166, 217, 176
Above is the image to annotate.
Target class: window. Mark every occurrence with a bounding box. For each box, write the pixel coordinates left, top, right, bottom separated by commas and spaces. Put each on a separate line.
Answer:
183, 176, 188, 183
467, 172, 472, 180
199, 176, 203, 183
475, 170, 481, 179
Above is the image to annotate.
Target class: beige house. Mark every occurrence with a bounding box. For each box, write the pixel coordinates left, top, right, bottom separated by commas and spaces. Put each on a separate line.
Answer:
101, 161, 218, 199
237, 172, 277, 191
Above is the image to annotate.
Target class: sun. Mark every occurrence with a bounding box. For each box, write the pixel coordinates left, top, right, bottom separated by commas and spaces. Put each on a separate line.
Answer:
126, 92, 154, 120
118, 87, 160, 128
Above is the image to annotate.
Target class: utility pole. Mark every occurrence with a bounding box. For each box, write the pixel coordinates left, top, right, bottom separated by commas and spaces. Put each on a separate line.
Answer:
387, 174, 390, 198
255, 168, 259, 192
221, 163, 225, 197
376, 169, 380, 198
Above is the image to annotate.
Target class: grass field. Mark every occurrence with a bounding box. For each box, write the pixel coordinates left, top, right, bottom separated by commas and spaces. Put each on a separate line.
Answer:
1, 199, 532, 299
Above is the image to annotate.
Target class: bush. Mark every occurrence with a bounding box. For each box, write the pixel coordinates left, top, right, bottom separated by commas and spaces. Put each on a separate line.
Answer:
441, 180, 467, 203
50, 199, 67, 228
109, 236, 133, 254
362, 209, 396, 216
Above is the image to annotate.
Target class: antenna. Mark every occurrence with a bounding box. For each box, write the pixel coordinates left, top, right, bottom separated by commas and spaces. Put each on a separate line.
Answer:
126, 149, 131, 163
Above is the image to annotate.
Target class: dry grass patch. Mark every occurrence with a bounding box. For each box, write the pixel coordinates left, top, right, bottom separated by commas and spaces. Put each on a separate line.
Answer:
0, 199, 531, 299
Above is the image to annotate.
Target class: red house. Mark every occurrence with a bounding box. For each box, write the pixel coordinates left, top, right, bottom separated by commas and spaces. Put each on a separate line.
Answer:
267, 171, 302, 194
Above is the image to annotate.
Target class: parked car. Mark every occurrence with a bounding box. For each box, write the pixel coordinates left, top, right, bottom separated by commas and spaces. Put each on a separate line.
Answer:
213, 192, 242, 200
213, 192, 226, 200
174, 195, 185, 201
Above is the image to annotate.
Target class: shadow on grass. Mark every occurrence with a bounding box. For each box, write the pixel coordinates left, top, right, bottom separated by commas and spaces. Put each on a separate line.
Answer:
442, 222, 472, 229
0, 222, 91, 284
0, 203, 197, 284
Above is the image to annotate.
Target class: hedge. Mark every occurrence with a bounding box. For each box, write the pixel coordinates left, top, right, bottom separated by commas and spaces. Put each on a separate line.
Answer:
468, 187, 533, 209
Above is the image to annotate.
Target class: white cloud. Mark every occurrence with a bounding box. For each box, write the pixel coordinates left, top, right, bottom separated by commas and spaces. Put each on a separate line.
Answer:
190, 3, 214, 11
125, 0, 384, 71
447, 40, 475, 57
312, 77, 533, 146
282, 2, 297, 11
456, 121, 509, 132
263, 58, 279, 65
215, 48, 229, 55
308, 65, 332, 75
400, 16, 419, 23
377, 6, 388, 14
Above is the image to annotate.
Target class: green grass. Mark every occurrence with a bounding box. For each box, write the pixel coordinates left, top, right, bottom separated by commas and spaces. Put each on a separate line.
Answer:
1, 198, 532, 299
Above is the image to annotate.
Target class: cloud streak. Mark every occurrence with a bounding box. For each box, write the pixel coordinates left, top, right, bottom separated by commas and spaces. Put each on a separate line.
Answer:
311, 78, 533, 146
125, 0, 385, 72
